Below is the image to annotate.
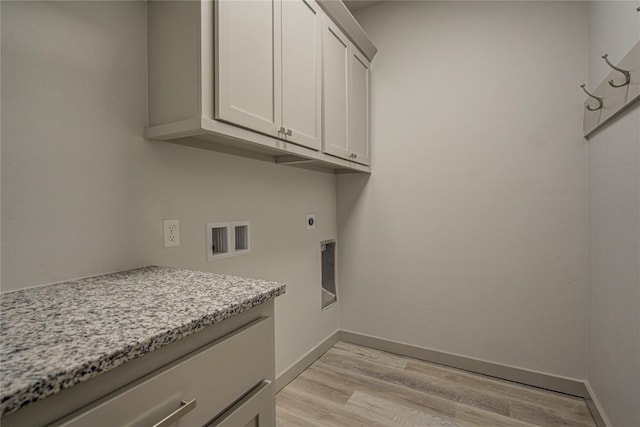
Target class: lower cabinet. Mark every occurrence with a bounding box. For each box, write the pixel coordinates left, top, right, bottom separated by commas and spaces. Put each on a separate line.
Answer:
207, 380, 274, 427
55, 317, 275, 427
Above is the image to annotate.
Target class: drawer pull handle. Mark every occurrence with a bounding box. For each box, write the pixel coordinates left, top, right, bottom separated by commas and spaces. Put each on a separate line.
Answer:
153, 399, 197, 427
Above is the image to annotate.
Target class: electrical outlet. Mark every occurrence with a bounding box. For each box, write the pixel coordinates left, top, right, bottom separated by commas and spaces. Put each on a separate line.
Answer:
306, 214, 316, 230
163, 219, 180, 248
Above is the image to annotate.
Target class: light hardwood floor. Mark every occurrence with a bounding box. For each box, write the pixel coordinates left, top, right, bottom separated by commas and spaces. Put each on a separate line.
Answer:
276, 342, 597, 427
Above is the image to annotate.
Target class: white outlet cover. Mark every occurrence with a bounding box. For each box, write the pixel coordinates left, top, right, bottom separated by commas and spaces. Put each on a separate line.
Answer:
163, 219, 180, 248
306, 214, 316, 230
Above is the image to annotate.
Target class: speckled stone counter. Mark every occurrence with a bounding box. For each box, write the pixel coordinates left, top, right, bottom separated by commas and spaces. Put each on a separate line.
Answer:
0, 266, 285, 416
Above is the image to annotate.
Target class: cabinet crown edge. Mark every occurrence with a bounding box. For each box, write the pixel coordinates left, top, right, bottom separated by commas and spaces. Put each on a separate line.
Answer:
317, 0, 377, 61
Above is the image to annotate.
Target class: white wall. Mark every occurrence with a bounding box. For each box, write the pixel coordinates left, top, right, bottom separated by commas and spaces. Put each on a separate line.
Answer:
0, 0, 339, 376
587, 2, 640, 426
339, 1, 589, 379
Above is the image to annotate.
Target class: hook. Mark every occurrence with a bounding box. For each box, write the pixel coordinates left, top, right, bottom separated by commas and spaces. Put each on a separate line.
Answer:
580, 84, 603, 111
602, 54, 631, 87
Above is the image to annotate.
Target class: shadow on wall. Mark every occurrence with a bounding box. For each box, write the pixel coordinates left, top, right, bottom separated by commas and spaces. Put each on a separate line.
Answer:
337, 173, 370, 228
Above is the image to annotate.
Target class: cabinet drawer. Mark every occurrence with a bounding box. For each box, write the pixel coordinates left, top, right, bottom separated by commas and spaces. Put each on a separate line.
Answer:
57, 317, 273, 427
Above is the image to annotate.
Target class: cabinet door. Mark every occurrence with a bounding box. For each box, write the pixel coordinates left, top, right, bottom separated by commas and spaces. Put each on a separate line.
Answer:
208, 381, 274, 427
322, 18, 350, 160
348, 47, 371, 165
216, 0, 282, 138
281, 0, 322, 150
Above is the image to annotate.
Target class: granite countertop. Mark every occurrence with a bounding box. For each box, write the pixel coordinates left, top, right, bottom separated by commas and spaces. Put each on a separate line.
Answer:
0, 266, 286, 416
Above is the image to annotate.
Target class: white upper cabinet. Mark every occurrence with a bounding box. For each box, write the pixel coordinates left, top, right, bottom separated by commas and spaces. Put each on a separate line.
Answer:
322, 17, 350, 160
216, 0, 321, 150
146, 0, 376, 172
322, 18, 371, 166
348, 47, 371, 165
281, 0, 322, 150
215, 0, 282, 138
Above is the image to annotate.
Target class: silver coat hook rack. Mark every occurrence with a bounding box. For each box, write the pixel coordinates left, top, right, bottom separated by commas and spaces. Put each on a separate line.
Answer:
580, 84, 603, 111
602, 54, 631, 87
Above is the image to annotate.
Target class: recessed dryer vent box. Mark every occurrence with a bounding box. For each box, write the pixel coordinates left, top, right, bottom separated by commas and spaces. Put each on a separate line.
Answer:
321, 240, 337, 309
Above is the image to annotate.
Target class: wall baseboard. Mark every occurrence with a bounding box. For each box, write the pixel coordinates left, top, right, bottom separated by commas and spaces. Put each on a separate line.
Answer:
583, 381, 611, 427
340, 330, 589, 398
277, 330, 608, 427
275, 330, 341, 392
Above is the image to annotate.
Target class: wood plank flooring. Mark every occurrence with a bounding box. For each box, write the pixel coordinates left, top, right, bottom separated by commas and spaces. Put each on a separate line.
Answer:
276, 342, 596, 427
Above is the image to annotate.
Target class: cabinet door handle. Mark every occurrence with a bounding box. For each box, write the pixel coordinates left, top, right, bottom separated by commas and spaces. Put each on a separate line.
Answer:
153, 399, 197, 427
286, 128, 293, 136
278, 126, 286, 135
